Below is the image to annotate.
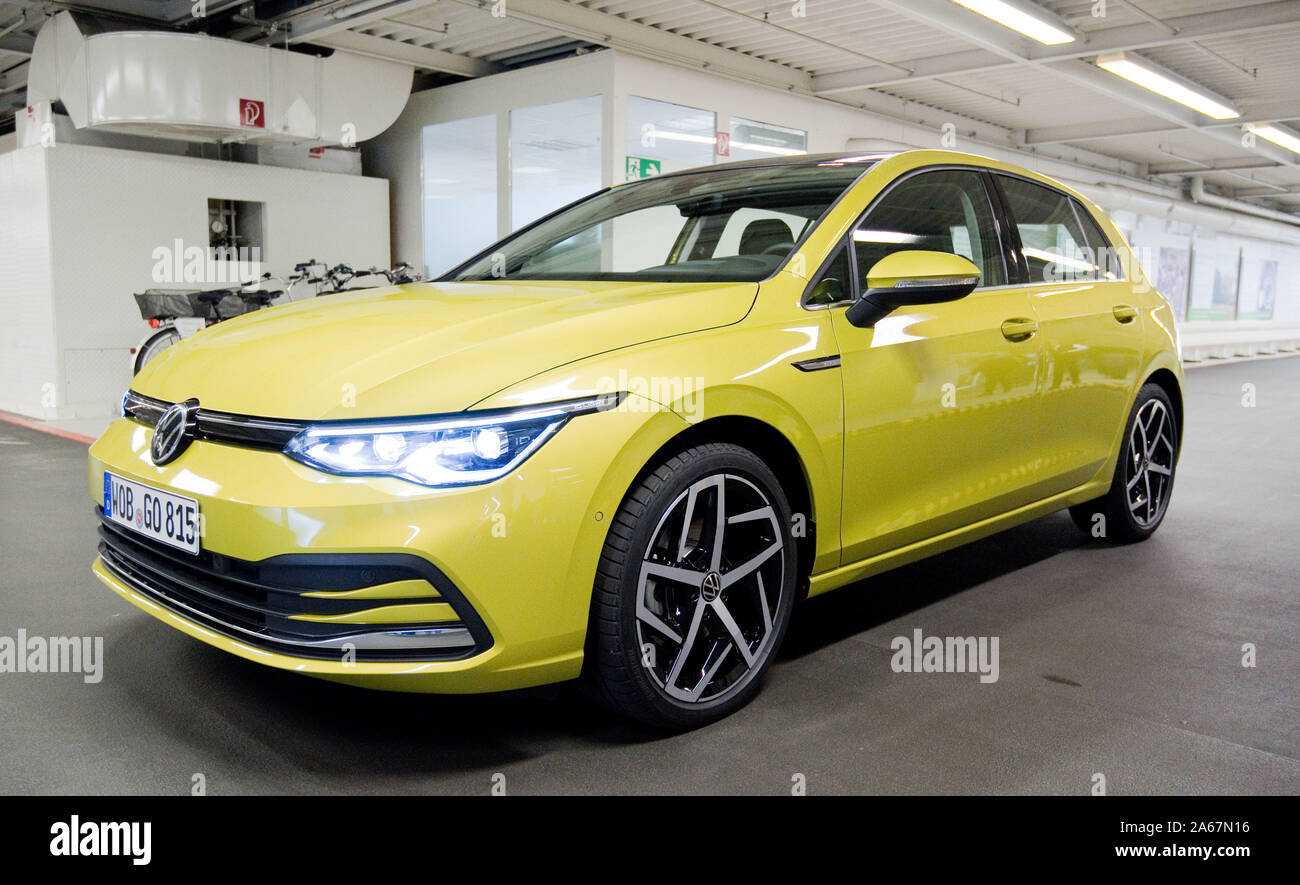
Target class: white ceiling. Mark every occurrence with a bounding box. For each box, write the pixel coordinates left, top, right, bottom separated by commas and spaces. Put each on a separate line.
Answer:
4, 0, 1300, 213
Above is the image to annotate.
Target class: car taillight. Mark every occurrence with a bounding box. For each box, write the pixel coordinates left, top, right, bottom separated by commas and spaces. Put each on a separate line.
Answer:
148, 318, 160, 328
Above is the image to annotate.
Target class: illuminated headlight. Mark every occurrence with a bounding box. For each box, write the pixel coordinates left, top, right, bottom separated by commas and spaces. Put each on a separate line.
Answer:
282, 393, 624, 487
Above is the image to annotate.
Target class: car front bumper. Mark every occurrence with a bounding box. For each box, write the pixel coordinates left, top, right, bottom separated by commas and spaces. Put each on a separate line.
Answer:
88, 402, 682, 693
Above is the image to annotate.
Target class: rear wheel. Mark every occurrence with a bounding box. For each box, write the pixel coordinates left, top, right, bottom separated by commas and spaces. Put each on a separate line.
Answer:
133, 328, 181, 375
1069, 383, 1178, 542
586, 443, 797, 729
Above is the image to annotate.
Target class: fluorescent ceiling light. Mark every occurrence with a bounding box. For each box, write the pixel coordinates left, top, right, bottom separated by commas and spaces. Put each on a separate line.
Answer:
650, 131, 716, 146
952, 0, 1077, 45
1023, 247, 1097, 273
732, 141, 806, 157
855, 230, 924, 244
1245, 123, 1300, 155
1096, 52, 1240, 120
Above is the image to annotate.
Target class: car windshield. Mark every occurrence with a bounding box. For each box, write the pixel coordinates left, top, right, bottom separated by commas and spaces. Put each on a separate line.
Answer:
444, 160, 876, 283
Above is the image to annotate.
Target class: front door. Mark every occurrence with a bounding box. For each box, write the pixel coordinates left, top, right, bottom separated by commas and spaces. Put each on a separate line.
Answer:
829, 168, 1047, 564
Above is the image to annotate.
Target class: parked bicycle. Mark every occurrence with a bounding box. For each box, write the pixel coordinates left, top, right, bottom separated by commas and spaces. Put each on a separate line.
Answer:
130, 261, 423, 374
130, 274, 283, 374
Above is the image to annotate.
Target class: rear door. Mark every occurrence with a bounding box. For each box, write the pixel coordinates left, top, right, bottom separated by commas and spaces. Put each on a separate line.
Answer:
991, 174, 1146, 493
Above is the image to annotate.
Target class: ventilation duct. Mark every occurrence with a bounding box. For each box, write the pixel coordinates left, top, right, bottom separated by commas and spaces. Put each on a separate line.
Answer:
24, 12, 413, 146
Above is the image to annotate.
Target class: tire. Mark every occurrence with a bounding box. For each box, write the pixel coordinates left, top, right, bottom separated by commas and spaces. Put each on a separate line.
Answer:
1069, 383, 1179, 543
134, 328, 182, 375
586, 443, 798, 729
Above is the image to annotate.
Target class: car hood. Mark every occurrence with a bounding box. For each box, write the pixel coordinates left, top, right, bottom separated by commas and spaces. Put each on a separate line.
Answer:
132, 280, 758, 419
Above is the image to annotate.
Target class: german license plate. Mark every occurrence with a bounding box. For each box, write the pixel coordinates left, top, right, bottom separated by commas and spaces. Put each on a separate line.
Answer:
103, 472, 200, 554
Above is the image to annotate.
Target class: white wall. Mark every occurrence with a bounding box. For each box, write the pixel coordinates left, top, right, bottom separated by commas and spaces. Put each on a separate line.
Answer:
0, 132, 17, 155
1, 142, 391, 419
0, 146, 58, 417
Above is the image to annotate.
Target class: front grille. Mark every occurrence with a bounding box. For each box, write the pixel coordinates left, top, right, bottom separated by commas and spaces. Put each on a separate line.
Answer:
98, 519, 491, 662
122, 391, 306, 450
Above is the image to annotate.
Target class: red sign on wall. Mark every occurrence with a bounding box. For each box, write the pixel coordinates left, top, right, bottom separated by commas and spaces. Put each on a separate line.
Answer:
715, 131, 731, 158
239, 99, 265, 129
308, 147, 326, 158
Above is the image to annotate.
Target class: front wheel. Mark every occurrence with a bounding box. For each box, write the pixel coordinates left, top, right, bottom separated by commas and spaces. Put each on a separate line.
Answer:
586, 443, 798, 729
1069, 383, 1179, 542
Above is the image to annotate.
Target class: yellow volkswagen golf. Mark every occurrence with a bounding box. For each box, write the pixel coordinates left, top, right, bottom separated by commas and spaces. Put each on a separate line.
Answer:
90, 150, 1183, 728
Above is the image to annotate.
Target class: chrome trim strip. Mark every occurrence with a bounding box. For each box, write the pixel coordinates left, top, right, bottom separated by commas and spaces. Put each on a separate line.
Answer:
101, 549, 475, 653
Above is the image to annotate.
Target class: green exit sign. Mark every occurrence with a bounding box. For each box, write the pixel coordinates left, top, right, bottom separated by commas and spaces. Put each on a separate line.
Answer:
625, 156, 662, 181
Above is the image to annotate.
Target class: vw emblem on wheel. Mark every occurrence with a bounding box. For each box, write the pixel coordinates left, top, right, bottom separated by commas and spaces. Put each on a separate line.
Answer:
150, 399, 199, 466
701, 570, 723, 602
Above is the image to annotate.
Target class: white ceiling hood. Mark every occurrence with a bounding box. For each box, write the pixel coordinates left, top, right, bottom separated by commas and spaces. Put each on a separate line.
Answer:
25, 12, 413, 145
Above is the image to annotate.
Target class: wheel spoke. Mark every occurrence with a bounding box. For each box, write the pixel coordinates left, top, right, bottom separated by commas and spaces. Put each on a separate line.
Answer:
635, 601, 682, 645
710, 477, 727, 573
1148, 409, 1166, 457
691, 643, 733, 696
757, 572, 772, 634
636, 562, 706, 645
643, 561, 705, 588
727, 506, 775, 526
676, 480, 707, 562
1148, 463, 1171, 476
665, 597, 707, 688
720, 539, 782, 590
712, 599, 757, 667
1128, 487, 1144, 512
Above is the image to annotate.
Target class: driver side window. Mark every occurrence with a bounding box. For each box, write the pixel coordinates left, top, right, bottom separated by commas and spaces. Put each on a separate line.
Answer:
852, 169, 1006, 289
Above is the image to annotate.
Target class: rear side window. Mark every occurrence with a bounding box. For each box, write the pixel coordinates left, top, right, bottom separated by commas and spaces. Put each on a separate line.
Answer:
1071, 199, 1124, 280
852, 169, 1007, 289
997, 175, 1108, 283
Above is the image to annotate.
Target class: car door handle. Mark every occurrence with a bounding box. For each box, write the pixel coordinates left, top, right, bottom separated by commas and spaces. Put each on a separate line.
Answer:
1000, 317, 1038, 343
1113, 304, 1138, 324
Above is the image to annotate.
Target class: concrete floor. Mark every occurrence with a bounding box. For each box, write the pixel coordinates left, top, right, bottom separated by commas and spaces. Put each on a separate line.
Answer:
1, 358, 1297, 795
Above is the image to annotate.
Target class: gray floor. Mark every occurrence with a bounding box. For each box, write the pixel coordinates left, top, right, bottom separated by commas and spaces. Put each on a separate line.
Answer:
2, 358, 1298, 795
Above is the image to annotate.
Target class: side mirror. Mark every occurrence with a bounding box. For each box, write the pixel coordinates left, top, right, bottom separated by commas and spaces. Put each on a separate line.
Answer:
845, 250, 980, 328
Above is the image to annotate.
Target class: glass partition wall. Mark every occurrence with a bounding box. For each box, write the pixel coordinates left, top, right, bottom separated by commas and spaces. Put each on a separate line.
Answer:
419, 88, 812, 279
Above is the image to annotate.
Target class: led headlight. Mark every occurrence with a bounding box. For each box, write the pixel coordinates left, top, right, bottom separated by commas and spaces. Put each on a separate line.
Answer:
283, 393, 624, 487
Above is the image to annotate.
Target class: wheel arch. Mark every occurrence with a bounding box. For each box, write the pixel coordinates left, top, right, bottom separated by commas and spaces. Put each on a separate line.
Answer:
626, 414, 819, 598
1142, 366, 1184, 458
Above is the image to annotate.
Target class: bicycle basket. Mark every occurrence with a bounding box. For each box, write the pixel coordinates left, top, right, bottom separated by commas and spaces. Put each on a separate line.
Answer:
133, 289, 208, 320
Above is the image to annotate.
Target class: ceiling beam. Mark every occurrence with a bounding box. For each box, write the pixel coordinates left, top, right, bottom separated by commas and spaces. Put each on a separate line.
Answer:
1234, 184, 1300, 198
817, 0, 1300, 95
312, 28, 503, 78
444, 0, 813, 92
0, 58, 26, 94
1149, 158, 1281, 175
0, 30, 31, 56
269, 0, 440, 46
1024, 99, 1300, 145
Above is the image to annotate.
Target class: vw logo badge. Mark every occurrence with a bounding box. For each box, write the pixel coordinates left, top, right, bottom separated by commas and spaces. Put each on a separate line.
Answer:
150, 399, 199, 466
701, 571, 723, 603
